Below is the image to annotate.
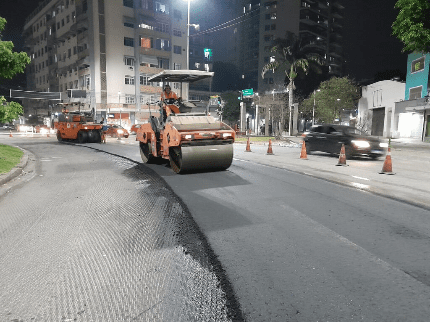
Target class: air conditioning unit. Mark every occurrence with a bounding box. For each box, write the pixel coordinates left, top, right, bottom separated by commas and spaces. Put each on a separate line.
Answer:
128, 66, 134, 71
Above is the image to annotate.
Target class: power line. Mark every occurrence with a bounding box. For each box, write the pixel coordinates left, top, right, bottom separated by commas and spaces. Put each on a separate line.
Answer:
191, 6, 262, 37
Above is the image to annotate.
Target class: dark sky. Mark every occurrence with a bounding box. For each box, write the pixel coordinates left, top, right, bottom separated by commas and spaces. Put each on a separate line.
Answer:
0, 0, 408, 87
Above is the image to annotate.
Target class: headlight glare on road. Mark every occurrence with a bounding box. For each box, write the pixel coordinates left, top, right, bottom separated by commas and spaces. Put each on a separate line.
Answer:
380, 142, 389, 148
352, 140, 370, 148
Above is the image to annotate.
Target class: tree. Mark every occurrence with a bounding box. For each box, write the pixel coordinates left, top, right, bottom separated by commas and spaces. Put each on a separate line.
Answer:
0, 96, 23, 123
220, 92, 241, 126
0, 17, 30, 123
0, 17, 30, 80
261, 31, 323, 135
392, 0, 430, 53
301, 77, 360, 124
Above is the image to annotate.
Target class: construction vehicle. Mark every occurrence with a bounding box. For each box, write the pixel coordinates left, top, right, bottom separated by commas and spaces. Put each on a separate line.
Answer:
53, 110, 103, 143
136, 70, 235, 174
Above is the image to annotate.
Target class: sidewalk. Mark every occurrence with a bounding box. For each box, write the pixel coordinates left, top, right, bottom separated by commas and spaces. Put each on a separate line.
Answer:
234, 136, 430, 210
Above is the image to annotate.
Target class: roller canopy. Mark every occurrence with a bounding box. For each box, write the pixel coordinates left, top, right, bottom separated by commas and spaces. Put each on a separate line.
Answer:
148, 70, 214, 83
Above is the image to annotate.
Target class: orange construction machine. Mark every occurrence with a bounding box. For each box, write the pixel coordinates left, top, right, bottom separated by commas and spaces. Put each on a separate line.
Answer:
136, 70, 236, 174
54, 110, 103, 143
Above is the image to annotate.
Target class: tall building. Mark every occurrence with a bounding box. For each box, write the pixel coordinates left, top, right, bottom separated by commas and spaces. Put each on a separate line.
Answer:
22, 0, 189, 126
234, 0, 344, 95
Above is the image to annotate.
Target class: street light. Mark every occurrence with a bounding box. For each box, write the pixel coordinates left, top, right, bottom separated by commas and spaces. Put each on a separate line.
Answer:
183, 0, 195, 70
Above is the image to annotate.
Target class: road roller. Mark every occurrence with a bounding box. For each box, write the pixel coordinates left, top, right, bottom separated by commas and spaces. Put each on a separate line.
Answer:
135, 70, 235, 174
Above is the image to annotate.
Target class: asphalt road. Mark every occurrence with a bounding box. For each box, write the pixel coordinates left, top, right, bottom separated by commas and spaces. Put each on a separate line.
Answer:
2, 135, 430, 321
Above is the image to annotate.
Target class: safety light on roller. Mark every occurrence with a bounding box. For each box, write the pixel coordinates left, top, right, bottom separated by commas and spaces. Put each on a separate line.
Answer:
223, 133, 232, 138
184, 134, 193, 139
351, 140, 370, 148
117, 129, 124, 134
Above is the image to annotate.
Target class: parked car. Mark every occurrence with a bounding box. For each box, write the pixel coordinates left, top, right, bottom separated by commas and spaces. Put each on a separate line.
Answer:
302, 124, 388, 159
104, 124, 129, 138
130, 124, 142, 134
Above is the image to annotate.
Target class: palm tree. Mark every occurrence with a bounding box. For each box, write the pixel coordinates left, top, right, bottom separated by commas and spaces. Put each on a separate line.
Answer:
262, 31, 324, 136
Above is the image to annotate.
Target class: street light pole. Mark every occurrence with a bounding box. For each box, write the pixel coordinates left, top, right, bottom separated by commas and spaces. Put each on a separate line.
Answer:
186, 0, 191, 70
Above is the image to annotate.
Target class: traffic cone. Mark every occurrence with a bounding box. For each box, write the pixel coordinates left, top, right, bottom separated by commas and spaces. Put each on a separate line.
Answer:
102, 133, 106, 144
300, 141, 308, 159
379, 147, 394, 174
47, 132, 50, 137
336, 144, 348, 166
267, 139, 274, 155
9, 130, 13, 137
245, 137, 251, 152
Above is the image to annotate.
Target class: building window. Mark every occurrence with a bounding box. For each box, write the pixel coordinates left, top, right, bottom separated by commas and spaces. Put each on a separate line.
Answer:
266, 13, 276, 20
124, 22, 134, 28
123, 0, 133, 8
174, 63, 181, 70
409, 86, 422, 100
155, 38, 170, 51
125, 75, 135, 85
173, 29, 182, 37
125, 57, 135, 66
265, 1, 277, 9
124, 37, 134, 47
271, 24, 276, 30
265, 25, 270, 31
155, 2, 169, 14
411, 56, 425, 73
158, 58, 169, 69
264, 35, 274, 42
140, 37, 152, 48
140, 74, 150, 85
125, 94, 135, 104
173, 45, 182, 54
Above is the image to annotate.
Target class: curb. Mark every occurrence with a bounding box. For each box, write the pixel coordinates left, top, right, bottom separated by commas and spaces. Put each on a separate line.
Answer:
0, 147, 30, 186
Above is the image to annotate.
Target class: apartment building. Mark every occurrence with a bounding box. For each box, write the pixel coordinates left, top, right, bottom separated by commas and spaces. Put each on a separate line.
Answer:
234, 0, 344, 95
22, 0, 189, 126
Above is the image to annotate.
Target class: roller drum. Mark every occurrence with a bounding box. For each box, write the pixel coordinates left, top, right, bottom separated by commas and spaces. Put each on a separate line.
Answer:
170, 143, 233, 173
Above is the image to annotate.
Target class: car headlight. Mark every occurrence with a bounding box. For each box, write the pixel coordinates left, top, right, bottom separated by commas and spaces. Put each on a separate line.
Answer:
351, 140, 370, 148
379, 142, 388, 148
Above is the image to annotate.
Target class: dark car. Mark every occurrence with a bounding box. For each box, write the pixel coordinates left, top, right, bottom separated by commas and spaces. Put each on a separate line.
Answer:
303, 124, 388, 159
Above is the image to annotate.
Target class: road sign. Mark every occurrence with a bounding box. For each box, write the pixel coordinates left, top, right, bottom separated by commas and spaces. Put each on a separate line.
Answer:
242, 89, 254, 97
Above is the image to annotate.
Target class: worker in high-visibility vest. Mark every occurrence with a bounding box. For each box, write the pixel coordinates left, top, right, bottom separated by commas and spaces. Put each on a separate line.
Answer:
160, 84, 182, 119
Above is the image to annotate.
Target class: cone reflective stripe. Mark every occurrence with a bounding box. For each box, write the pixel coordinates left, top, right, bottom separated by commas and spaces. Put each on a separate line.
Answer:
380, 147, 394, 174
267, 139, 274, 155
300, 141, 308, 159
336, 144, 348, 166
245, 137, 251, 152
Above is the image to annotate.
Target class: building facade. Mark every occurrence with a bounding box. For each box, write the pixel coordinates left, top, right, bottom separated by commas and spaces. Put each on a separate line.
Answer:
22, 0, 189, 127
357, 80, 406, 138
394, 52, 430, 141
234, 0, 344, 95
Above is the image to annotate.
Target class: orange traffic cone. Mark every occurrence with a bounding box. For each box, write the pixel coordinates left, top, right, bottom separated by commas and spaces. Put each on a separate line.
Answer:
267, 139, 274, 155
336, 144, 348, 166
380, 147, 394, 174
300, 141, 308, 159
47, 132, 50, 137
245, 137, 251, 152
102, 133, 106, 144
9, 130, 13, 137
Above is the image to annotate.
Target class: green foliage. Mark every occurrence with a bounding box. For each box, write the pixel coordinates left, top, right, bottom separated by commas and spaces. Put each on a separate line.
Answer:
0, 144, 23, 174
301, 77, 360, 124
0, 17, 31, 80
220, 92, 241, 125
392, 0, 430, 53
0, 96, 23, 123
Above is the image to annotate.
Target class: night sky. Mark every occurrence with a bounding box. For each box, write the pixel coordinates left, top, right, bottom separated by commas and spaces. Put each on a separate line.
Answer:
0, 0, 408, 88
